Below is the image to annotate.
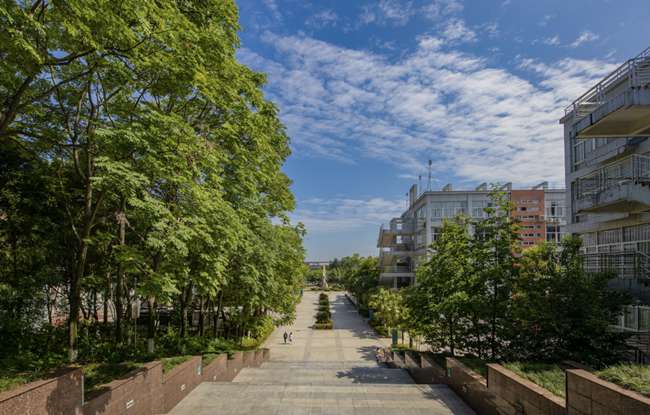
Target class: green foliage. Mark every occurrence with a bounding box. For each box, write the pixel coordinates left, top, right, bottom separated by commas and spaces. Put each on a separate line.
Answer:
83, 362, 144, 399
0, 0, 306, 368
509, 238, 630, 365
312, 322, 333, 330
457, 357, 489, 378
596, 364, 650, 397
161, 355, 193, 373
503, 362, 566, 398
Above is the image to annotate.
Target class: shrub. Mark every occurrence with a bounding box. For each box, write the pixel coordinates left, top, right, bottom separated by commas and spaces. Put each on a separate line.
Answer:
319, 293, 328, 302
597, 363, 650, 397
315, 311, 331, 324
161, 355, 193, 373
368, 318, 387, 336
313, 322, 333, 330
503, 362, 566, 398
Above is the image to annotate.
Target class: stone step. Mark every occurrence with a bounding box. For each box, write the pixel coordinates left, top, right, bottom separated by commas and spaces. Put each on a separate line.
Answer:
233, 366, 415, 385
170, 382, 475, 414
260, 360, 381, 369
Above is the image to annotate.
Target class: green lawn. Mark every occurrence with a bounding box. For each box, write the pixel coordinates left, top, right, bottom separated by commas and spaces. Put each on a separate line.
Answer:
597, 364, 650, 397
503, 362, 565, 398
0, 372, 38, 393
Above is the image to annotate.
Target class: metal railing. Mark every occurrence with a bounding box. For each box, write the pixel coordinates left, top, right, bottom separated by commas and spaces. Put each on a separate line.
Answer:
582, 250, 650, 279
565, 45, 650, 117
381, 265, 412, 273
576, 154, 650, 200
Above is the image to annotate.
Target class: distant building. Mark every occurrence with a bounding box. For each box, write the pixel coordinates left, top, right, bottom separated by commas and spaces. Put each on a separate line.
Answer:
560, 44, 650, 337
377, 183, 566, 288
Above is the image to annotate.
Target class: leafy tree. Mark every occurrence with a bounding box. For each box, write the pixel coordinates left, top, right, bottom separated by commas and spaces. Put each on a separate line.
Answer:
509, 237, 629, 365
369, 288, 409, 346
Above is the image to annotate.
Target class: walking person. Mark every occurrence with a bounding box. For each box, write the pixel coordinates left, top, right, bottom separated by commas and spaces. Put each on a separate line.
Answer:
289, 332, 293, 344
283, 331, 288, 344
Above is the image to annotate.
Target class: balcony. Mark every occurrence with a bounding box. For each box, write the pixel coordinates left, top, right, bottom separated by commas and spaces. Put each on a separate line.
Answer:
582, 251, 650, 280
565, 46, 650, 138
575, 154, 650, 213
379, 264, 415, 284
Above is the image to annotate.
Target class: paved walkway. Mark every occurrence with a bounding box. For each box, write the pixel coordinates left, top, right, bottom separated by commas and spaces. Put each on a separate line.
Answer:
169, 291, 475, 415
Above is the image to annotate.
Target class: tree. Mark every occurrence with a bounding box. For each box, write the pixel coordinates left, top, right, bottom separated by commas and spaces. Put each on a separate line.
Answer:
369, 288, 409, 346
509, 237, 630, 365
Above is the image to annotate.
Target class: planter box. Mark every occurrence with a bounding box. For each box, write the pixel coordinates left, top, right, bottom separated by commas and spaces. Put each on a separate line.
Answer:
446, 358, 498, 415
225, 352, 243, 381
566, 369, 650, 415
83, 361, 162, 415
0, 367, 83, 415
261, 348, 270, 362
161, 356, 202, 414
201, 354, 228, 382
408, 354, 447, 384
487, 363, 565, 415
243, 350, 256, 367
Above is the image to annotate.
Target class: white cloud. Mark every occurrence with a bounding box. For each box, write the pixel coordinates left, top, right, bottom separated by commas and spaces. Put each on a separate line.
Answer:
538, 14, 554, 27
421, 0, 464, 21
570, 30, 599, 47
262, 0, 282, 21
378, 0, 414, 26
542, 35, 561, 46
307, 9, 338, 28
291, 197, 405, 233
441, 18, 477, 43
239, 32, 617, 187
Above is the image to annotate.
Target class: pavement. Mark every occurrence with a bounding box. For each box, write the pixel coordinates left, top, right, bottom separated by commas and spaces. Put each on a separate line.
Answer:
168, 291, 476, 415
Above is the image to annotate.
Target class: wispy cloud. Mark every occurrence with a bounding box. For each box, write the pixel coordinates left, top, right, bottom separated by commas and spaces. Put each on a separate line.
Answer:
291, 197, 405, 233
239, 32, 617, 186
262, 0, 282, 22
570, 30, 599, 47
358, 0, 463, 27
421, 0, 464, 21
307, 9, 339, 28
441, 18, 477, 43
542, 35, 560, 46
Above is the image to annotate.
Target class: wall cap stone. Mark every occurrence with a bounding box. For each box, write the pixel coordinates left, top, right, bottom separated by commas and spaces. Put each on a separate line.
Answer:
567, 369, 650, 405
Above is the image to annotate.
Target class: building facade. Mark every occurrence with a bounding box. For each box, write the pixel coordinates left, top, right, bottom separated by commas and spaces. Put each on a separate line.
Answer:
561, 45, 650, 333
377, 183, 566, 288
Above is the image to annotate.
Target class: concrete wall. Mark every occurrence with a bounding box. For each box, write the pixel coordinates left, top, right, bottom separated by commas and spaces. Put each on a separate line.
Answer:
0, 367, 82, 415
487, 364, 565, 415
83, 361, 163, 415
566, 369, 650, 415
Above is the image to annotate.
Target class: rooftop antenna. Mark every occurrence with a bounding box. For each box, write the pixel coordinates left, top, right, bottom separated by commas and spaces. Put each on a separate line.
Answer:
427, 159, 432, 191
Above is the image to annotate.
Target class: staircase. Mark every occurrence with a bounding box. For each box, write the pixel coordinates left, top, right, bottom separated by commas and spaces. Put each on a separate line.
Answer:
167, 292, 475, 414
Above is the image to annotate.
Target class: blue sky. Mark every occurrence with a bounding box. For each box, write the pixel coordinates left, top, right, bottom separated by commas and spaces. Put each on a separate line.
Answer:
235, 0, 650, 261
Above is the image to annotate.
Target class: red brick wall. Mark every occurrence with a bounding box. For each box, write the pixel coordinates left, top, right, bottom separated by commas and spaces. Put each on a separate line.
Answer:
201, 354, 228, 382
225, 351, 243, 381
161, 356, 203, 413
511, 189, 546, 250
82, 361, 162, 415
566, 369, 650, 415
0, 367, 83, 415
487, 364, 565, 415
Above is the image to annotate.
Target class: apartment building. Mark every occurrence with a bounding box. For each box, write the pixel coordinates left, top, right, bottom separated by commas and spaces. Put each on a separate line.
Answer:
377, 183, 566, 288
560, 45, 650, 335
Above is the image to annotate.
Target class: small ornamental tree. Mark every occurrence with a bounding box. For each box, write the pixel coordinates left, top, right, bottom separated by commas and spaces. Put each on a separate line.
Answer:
369, 288, 409, 346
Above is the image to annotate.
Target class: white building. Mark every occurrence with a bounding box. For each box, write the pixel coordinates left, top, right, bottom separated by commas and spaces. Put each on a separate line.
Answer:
377, 183, 566, 288
560, 44, 650, 336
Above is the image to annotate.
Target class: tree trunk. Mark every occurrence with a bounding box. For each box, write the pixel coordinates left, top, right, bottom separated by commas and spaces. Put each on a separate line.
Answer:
147, 297, 156, 354
198, 296, 205, 337
213, 290, 223, 337
115, 198, 127, 343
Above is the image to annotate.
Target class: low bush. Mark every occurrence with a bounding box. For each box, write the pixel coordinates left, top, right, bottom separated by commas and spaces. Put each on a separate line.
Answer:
368, 318, 387, 336
161, 355, 193, 373
319, 293, 328, 302
503, 362, 566, 398
313, 322, 333, 330
315, 311, 331, 324
83, 362, 144, 399
597, 363, 650, 397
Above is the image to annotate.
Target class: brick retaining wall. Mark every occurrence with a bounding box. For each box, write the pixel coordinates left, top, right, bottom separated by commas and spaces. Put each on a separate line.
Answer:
161, 356, 203, 414
225, 351, 244, 381
83, 361, 162, 415
566, 369, 650, 415
202, 354, 228, 382
0, 367, 82, 415
487, 363, 565, 415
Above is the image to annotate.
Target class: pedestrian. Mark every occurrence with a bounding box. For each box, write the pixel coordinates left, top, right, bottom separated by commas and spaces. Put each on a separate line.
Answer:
283, 331, 288, 344
289, 332, 293, 343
